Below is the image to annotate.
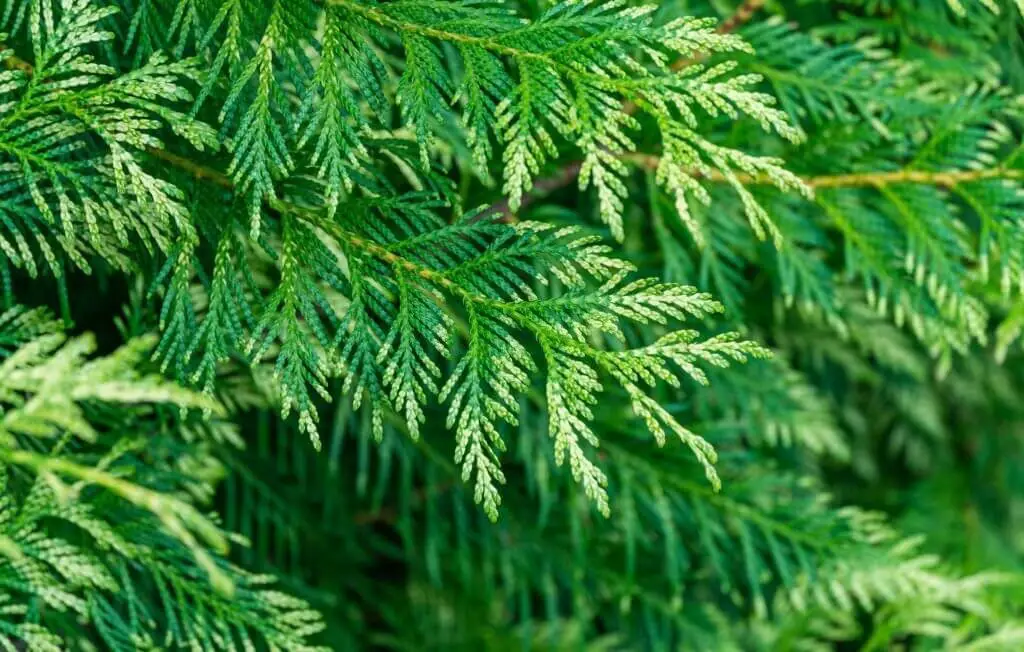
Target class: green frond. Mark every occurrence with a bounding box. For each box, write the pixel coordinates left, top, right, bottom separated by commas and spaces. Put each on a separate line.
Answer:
0, 0, 215, 278
738, 17, 925, 132
0, 322, 324, 649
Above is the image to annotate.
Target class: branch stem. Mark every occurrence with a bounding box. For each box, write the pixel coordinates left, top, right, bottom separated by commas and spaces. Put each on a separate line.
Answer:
622, 153, 1024, 188
718, 0, 767, 37
0, 49, 32, 73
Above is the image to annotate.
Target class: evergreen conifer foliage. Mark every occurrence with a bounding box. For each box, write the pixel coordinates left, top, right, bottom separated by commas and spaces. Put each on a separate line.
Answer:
0, 306, 325, 650
1, 0, 1024, 649
5, 0, 781, 519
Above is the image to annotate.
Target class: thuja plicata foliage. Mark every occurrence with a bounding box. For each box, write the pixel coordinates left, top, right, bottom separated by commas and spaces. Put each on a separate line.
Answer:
1, 0, 1024, 648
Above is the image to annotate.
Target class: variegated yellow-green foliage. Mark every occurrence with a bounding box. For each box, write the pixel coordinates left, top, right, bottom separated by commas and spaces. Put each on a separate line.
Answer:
2, 0, 1024, 649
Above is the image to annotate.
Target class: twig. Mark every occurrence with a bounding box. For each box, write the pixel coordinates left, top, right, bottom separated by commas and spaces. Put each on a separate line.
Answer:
803, 168, 1024, 189
717, 0, 767, 37
474, 161, 582, 222
622, 153, 1024, 188
1, 52, 32, 73
146, 148, 234, 189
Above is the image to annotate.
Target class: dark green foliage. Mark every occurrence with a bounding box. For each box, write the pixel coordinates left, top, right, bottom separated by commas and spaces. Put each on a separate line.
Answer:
2, 0, 1024, 649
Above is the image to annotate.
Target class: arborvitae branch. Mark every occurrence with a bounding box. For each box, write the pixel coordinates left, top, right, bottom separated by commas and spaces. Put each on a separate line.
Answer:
505, 0, 772, 220
4, 40, 1014, 200
2, 45, 438, 274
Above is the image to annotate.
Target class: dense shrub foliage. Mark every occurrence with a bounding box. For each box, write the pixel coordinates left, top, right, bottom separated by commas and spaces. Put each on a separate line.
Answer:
1, 0, 1024, 648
